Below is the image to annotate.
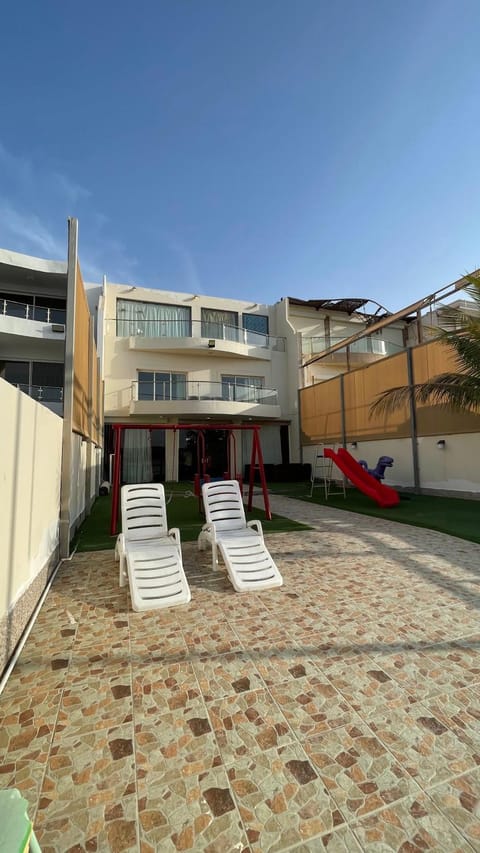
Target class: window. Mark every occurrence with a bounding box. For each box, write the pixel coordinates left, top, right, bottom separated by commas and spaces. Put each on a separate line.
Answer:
201, 308, 238, 341
0, 292, 66, 323
137, 371, 187, 401
117, 299, 191, 337
3, 361, 64, 401
221, 375, 264, 403
242, 313, 268, 335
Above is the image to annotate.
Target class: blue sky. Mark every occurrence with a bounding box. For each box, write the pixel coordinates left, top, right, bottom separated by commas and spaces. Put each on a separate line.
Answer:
1, 1, 480, 310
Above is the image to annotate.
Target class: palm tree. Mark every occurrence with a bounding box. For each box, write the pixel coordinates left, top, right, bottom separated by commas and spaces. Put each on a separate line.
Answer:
371, 274, 480, 416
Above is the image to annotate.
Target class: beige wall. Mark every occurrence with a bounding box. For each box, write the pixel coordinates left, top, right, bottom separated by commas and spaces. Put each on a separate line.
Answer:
0, 379, 63, 671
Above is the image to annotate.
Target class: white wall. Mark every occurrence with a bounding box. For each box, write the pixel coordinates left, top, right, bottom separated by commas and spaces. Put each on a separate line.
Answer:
0, 379, 62, 627
302, 434, 480, 496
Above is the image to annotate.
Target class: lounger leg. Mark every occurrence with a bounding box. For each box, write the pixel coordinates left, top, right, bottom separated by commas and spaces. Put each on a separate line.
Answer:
119, 554, 127, 587
212, 542, 218, 571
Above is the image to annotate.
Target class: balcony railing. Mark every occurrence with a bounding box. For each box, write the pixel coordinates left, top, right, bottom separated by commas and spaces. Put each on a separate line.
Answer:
302, 335, 403, 359
132, 379, 278, 406
1, 297, 66, 325
117, 318, 286, 351
12, 384, 64, 402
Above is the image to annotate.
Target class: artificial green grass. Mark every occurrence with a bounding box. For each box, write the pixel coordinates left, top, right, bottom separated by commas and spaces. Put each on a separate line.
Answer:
72, 484, 312, 553
268, 481, 480, 545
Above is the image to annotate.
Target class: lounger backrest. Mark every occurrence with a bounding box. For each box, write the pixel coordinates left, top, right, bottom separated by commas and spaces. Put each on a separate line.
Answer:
121, 484, 169, 541
202, 480, 246, 531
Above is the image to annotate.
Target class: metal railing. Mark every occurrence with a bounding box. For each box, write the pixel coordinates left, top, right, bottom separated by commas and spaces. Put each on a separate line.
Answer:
132, 379, 278, 405
302, 335, 403, 359
116, 318, 286, 351
13, 384, 64, 402
1, 297, 66, 325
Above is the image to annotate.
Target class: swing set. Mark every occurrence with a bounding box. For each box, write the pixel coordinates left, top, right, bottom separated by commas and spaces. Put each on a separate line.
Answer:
109, 422, 272, 535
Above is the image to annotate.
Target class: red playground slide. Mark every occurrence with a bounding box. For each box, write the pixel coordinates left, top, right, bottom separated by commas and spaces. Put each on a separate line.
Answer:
324, 447, 400, 508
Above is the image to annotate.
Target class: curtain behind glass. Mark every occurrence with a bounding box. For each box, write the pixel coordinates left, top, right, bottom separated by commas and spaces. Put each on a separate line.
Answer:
117, 299, 191, 337
201, 308, 238, 341
122, 429, 153, 483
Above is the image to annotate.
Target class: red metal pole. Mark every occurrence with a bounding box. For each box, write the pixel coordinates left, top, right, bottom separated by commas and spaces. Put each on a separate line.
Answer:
110, 425, 122, 535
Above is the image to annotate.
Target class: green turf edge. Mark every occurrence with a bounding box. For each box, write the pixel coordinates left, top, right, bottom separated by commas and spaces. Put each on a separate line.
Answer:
71, 491, 312, 553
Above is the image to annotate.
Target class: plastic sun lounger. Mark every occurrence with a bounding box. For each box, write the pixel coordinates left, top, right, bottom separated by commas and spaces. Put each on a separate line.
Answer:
198, 479, 283, 592
114, 484, 191, 611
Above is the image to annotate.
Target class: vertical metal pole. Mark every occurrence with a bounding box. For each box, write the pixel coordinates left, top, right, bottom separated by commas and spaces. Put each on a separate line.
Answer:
110, 426, 122, 535
85, 315, 95, 513
59, 218, 78, 559
406, 348, 421, 492
339, 374, 347, 448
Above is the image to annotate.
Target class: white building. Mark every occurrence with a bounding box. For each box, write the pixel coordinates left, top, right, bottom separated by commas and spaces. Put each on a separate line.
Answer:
99, 283, 410, 481
0, 250, 67, 416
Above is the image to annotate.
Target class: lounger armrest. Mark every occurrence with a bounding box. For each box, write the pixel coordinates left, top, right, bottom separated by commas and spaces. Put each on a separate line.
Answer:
168, 527, 181, 547
115, 533, 125, 560
247, 519, 263, 537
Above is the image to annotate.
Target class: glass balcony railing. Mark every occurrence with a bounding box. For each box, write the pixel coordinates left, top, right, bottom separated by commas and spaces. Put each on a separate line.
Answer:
1, 297, 66, 325
13, 384, 64, 402
117, 318, 286, 352
132, 379, 278, 406
302, 335, 404, 359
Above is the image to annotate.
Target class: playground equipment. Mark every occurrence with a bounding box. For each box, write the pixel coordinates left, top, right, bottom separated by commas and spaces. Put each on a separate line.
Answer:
109, 423, 272, 535
324, 447, 400, 508
358, 455, 394, 481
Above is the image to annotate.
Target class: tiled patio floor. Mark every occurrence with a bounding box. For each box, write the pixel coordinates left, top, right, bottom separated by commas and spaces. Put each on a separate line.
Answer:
1, 495, 480, 852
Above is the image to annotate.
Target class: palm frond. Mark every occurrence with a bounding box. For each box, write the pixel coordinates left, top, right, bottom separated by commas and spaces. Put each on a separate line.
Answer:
371, 373, 480, 418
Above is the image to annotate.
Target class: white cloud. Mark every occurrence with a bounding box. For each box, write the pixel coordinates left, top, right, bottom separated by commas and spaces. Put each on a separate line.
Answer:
0, 203, 66, 259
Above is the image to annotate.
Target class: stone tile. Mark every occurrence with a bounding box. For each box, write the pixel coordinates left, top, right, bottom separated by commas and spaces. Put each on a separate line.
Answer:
138, 765, 249, 852
227, 742, 345, 852
287, 825, 363, 851
304, 721, 420, 820
367, 648, 473, 702
323, 656, 415, 715
366, 703, 480, 788
182, 620, 245, 658
132, 661, 203, 723
207, 687, 294, 764
193, 651, 263, 702
37, 723, 136, 824
2, 653, 71, 696
253, 647, 324, 688
351, 792, 476, 851
230, 616, 297, 652
0, 757, 46, 814
135, 709, 222, 787
427, 769, 480, 849
270, 675, 359, 738
422, 685, 480, 741
36, 793, 138, 853
0, 688, 60, 764
56, 674, 133, 735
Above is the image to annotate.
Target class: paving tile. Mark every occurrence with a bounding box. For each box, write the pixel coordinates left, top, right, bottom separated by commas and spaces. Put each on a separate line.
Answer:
427, 768, 480, 849
35, 793, 138, 853
351, 792, 477, 851
270, 675, 359, 738
287, 825, 363, 851
253, 647, 324, 688
0, 687, 60, 764
304, 721, 421, 820
361, 648, 470, 703
227, 742, 345, 852
135, 708, 222, 787
207, 687, 294, 763
422, 685, 480, 741
56, 673, 133, 735
37, 723, 136, 825
230, 616, 297, 652
323, 655, 415, 715
366, 703, 480, 788
132, 660, 202, 722
193, 651, 263, 702
138, 764, 249, 852
182, 620, 245, 658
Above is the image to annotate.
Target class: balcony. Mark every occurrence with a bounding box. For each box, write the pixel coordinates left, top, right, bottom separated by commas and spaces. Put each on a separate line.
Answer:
0, 297, 66, 342
302, 335, 404, 365
118, 319, 285, 360
12, 383, 64, 416
129, 379, 281, 420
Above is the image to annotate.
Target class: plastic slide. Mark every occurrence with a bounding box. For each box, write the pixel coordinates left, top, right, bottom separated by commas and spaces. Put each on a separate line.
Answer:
324, 447, 400, 508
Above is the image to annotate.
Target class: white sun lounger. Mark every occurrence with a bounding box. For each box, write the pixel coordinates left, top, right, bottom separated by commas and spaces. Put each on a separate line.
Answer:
114, 484, 191, 611
197, 480, 283, 592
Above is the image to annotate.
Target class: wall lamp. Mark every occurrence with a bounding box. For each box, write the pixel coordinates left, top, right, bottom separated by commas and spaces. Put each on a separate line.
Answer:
436, 439, 446, 449
208, 339, 216, 349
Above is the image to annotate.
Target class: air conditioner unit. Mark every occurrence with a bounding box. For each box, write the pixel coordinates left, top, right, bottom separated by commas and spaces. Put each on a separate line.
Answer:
51, 323, 65, 333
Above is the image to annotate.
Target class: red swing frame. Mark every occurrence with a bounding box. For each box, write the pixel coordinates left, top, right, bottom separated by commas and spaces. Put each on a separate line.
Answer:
109, 423, 272, 535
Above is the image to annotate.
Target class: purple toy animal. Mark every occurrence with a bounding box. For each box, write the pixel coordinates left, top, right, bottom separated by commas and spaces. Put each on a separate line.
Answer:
358, 455, 394, 481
